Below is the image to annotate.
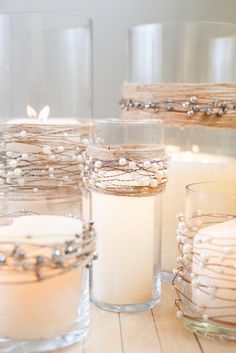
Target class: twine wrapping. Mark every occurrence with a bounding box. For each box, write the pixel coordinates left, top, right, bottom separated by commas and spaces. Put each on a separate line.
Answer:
121, 83, 236, 129
0, 122, 94, 192
85, 144, 169, 197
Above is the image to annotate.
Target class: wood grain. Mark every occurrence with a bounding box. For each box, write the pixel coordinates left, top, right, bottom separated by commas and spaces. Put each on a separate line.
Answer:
84, 305, 122, 353
51, 282, 236, 353
119, 310, 162, 353
152, 282, 202, 353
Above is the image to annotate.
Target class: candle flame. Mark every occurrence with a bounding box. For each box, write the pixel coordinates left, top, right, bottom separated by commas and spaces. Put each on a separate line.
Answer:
26, 105, 50, 121
38, 105, 50, 121
26, 105, 37, 118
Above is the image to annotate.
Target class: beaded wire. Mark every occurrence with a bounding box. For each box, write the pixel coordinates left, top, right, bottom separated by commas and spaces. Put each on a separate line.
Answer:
173, 212, 236, 326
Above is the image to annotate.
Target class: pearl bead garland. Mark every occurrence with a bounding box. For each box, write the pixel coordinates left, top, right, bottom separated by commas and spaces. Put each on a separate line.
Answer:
119, 157, 127, 166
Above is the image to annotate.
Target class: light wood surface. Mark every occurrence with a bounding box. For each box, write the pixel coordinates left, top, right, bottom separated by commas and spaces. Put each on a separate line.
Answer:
53, 282, 236, 353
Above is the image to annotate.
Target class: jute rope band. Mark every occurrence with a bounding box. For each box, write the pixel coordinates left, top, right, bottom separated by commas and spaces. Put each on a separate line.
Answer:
85, 144, 169, 197
121, 83, 236, 129
0, 122, 94, 192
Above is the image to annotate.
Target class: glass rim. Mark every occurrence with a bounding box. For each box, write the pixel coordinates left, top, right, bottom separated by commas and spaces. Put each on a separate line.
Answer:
129, 20, 236, 32
0, 12, 92, 24
186, 181, 236, 199
92, 117, 164, 125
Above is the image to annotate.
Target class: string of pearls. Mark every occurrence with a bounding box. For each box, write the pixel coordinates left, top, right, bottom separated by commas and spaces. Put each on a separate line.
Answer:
0, 217, 96, 284
0, 124, 93, 192
85, 148, 169, 196
120, 96, 235, 118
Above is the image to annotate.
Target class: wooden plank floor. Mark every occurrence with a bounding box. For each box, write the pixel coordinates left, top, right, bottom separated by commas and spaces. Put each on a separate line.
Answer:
54, 282, 236, 353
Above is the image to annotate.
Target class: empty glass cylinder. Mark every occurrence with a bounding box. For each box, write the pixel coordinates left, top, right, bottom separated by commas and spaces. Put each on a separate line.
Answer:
0, 13, 92, 119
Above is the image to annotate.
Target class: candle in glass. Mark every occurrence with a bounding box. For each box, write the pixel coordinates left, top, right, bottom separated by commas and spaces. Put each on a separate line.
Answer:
86, 118, 168, 312
162, 147, 236, 273
0, 190, 95, 353
123, 21, 236, 275
174, 182, 236, 339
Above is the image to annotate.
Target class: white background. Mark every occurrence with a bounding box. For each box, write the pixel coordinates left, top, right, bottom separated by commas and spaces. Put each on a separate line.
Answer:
0, 0, 235, 117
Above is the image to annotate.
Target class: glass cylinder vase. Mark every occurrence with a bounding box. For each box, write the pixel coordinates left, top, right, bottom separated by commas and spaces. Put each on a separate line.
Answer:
174, 182, 236, 340
85, 118, 168, 312
0, 13, 94, 192
122, 22, 236, 275
0, 188, 96, 353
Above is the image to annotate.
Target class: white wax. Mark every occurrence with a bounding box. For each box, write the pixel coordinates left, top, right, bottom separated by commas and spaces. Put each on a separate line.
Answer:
10, 215, 83, 241
92, 191, 162, 305
0, 215, 85, 339
192, 219, 236, 322
162, 151, 236, 272
7, 118, 79, 125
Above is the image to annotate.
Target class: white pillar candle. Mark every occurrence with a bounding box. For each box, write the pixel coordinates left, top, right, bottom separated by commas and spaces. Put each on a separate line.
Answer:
0, 215, 86, 340
192, 218, 236, 322
162, 150, 236, 273
91, 191, 162, 305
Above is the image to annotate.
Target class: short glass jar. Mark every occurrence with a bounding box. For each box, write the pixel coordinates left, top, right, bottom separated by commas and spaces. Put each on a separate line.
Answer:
0, 188, 95, 353
174, 182, 236, 340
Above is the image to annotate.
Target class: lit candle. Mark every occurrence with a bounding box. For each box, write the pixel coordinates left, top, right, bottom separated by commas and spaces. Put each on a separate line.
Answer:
2, 105, 92, 191
7, 105, 80, 125
162, 149, 236, 273
192, 218, 236, 322
0, 215, 89, 340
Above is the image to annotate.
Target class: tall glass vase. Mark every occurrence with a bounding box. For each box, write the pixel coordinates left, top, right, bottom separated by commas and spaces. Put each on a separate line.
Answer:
122, 22, 236, 275
0, 13, 93, 193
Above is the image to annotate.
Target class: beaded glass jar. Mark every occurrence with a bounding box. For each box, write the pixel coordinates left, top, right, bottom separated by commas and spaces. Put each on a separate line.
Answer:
122, 22, 236, 275
0, 188, 96, 353
0, 13, 93, 192
173, 182, 236, 340
85, 118, 168, 312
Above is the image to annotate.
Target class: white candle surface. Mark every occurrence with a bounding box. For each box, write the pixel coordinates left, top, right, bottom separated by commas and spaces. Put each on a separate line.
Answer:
162, 150, 236, 272
92, 191, 162, 305
192, 218, 236, 322
0, 215, 85, 340
7, 118, 79, 125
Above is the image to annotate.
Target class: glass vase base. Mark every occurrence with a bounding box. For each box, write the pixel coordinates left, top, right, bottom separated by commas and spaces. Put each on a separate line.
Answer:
0, 325, 89, 353
183, 316, 236, 341
91, 297, 160, 313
